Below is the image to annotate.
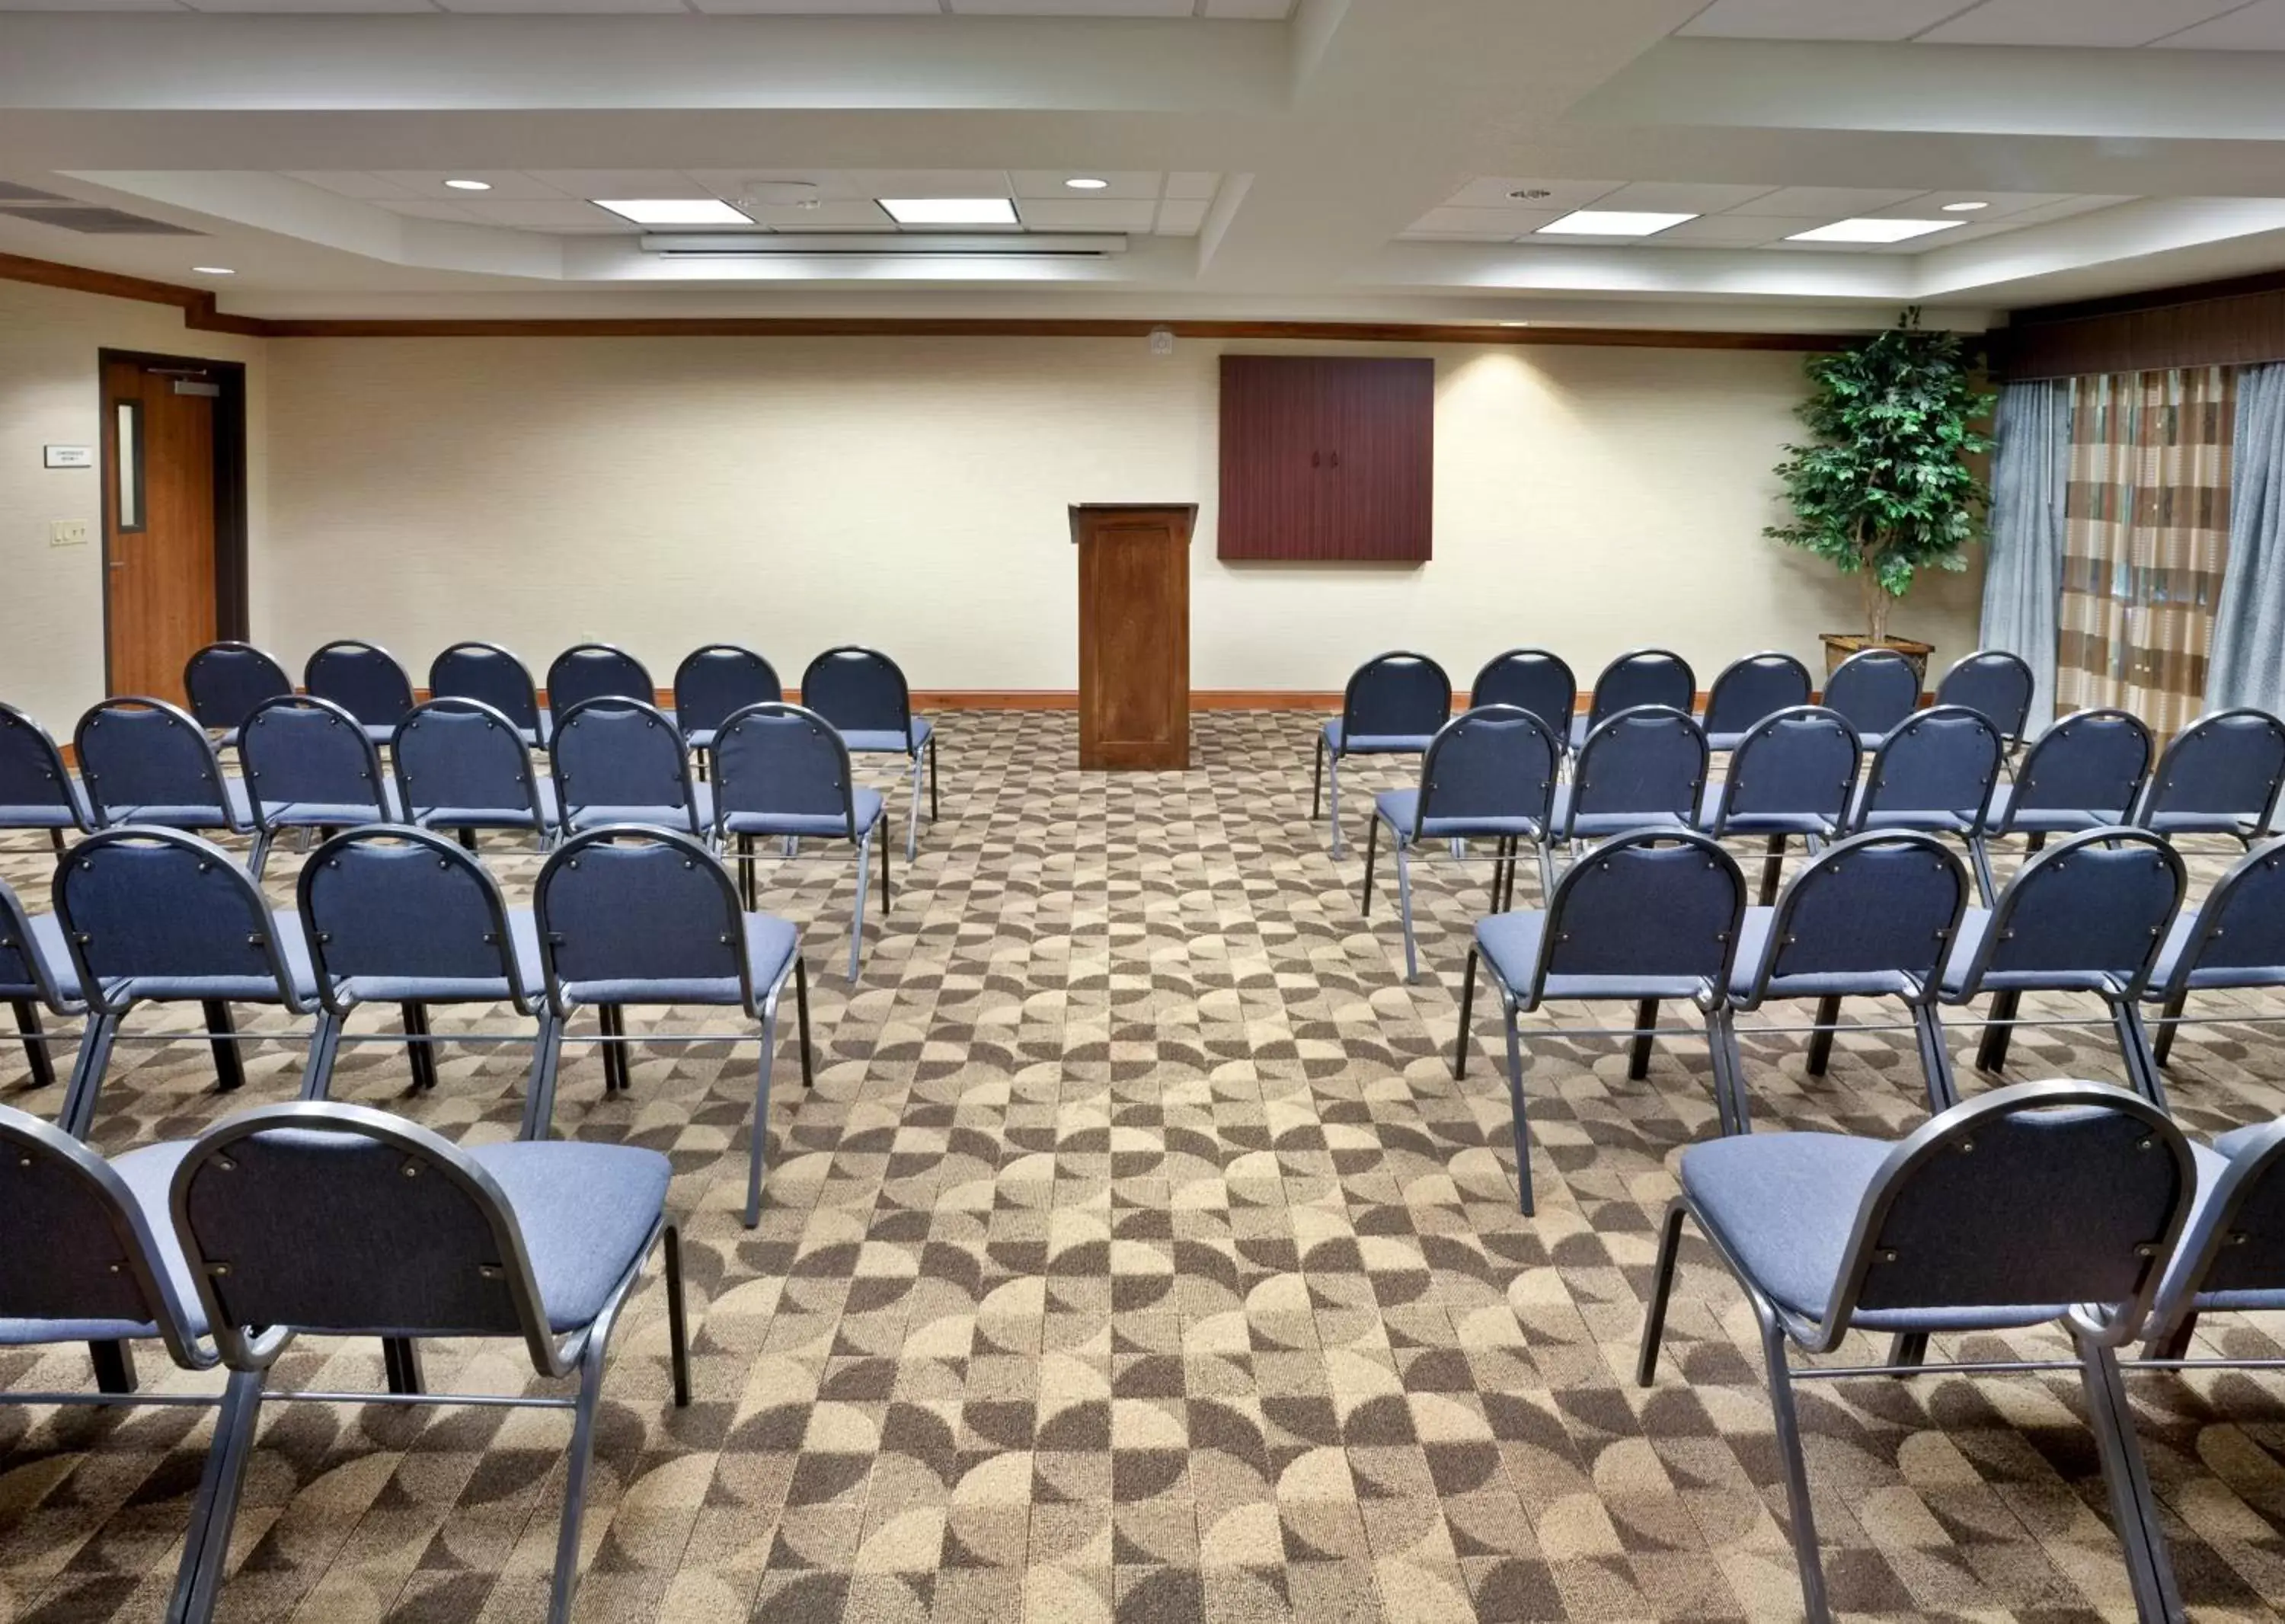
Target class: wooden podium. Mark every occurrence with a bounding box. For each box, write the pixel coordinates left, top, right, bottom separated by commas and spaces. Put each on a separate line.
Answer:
1071, 503, 1197, 770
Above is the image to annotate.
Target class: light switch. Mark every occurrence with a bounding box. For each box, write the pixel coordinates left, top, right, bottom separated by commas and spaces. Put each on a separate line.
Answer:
50, 520, 89, 548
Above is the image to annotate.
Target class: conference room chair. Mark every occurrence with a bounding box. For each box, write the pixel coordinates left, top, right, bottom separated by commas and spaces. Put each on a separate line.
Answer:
1975, 708, 2152, 900
548, 697, 711, 837
711, 702, 888, 983
297, 826, 554, 1129
1696, 705, 1861, 904
2139, 1114, 2285, 1363
1936, 826, 2184, 1103
0, 700, 95, 849
674, 642, 782, 753
1572, 647, 1695, 748
74, 698, 256, 849
51, 826, 319, 1140
392, 698, 561, 850
1362, 705, 1560, 983
1724, 831, 1970, 1118
303, 638, 416, 746
1309, 651, 1450, 858
0, 872, 81, 1092
1552, 706, 1707, 846
1843, 705, 2005, 891
183, 641, 292, 748
430, 640, 551, 746
1820, 645, 1922, 749
1637, 1079, 2195, 1624
2135, 706, 2285, 843
168, 1100, 690, 1624
1467, 649, 1577, 744
1455, 830, 1747, 1213
237, 694, 404, 879
548, 641, 657, 719
2141, 836, 2285, 1071
1933, 647, 2036, 746
1699, 650, 1813, 753
533, 827, 811, 1225
802, 647, 937, 862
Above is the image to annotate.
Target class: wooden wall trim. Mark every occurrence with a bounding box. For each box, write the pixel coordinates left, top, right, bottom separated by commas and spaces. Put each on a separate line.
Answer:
1995, 270, 2285, 380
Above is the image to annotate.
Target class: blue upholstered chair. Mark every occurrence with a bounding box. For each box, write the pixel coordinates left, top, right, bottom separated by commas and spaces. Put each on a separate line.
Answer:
547, 641, 657, 720
304, 639, 415, 746
1843, 705, 2005, 897
1699, 651, 1813, 753
182, 641, 292, 748
297, 826, 553, 1129
2140, 1115, 2285, 1362
392, 698, 561, 850
168, 1101, 690, 1624
0, 701, 96, 849
1935, 647, 2035, 746
50, 827, 318, 1139
1937, 826, 2184, 1102
1363, 705, 1560, 983
74, 698, 255, 847
1726, 831, 1970, 1117
2142, 836, 2285, 1070
801, 647, 935, 862
548, 697, 711, 836
0, 872, 82, 1093
2136, 708, 2285, 842
1638, 1080, 2196, 1624
1468, 650, 1576, 743
237, 694, 406, 879
1980, 708, 2152, 847
711, 702, 888, 983
1552, 706, 1707, 845
675, 644, 781, 753
1454, 830, 1747, 1213
1312, 652, 1450, 858
1697, 705, 1861, 904
430, 641, 549, 746
534, 827, 812, 1225
1821, 645, 1922, 750
1571, 647, 1694, 749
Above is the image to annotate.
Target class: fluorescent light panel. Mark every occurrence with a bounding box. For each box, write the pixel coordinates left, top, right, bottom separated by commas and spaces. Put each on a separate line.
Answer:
592, 198, 753, 226
878, 197, 1018, 226
1788, 216, 1962, 243
1536, 209, 1697, 237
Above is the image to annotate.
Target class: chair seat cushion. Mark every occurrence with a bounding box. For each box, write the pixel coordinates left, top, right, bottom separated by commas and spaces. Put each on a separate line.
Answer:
1324, 719, 1433, 756
103, 778, 254, 832
415, 779, 561, 831
1373, 790, 1545, 842
1475, 910, 1714, 1005
558, 911, 799, 1009
0, 785, 90, 830
1705, 731, 1748, 754
0, 911, 84, 1004
682, 727, 717, 752
564, 783, 714, 836
1846, 782, 1976, 834
839, 718, 932, 756
2143, 808, 2264, 839
334, 906, 545, 1007
1727, 906, 1920, 1002
721, 786, 886, 840
2140, 910, 2276, 997
101, 909, 319, 1006
1937, 909, 2130, 999
0, 1138, 213, 1347
2148, 1141, 2270, 1313
1982, 783, 2120, 835
1699, 781, 1838, 837
463, 1141, 670, 1332
264, 782, 407, 828
1548, 783, 1692, 839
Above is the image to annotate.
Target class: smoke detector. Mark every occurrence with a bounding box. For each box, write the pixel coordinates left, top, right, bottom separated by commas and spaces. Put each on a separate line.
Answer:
737, 181, 824, 211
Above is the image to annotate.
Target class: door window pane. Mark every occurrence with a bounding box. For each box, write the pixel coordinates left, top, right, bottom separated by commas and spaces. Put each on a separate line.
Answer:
116, 399, 144, 532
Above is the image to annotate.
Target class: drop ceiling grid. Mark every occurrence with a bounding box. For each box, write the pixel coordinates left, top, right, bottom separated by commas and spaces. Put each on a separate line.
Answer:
1679, 0, 2285, 49
0, 0, 1293, 12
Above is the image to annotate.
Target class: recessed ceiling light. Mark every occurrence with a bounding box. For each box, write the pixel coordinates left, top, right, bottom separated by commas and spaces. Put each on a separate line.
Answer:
1942, 200, 1989, 213
192, 265, 234, 275
879, 197, 1018, 226
1065, 177, 1110, 190
592, 198, 754, 226
444, 178, 492, 192
1536, 209, 1698, 238
1788, 216, 1962, 244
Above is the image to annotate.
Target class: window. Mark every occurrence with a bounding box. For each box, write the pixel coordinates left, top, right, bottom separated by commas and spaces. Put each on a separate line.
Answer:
115, 398, 144, 532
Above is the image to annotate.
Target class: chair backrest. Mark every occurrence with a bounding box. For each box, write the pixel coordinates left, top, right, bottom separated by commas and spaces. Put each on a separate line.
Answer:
548, 698, 700, 832
1702, 651, 1813, 739
73, 699, 230, 826
182, 641, 292, 735
299, 826, 529, 1014
1587, 648, 1695, 729
303, 640, 415, 733
674, 644, 783, 740
1468, 650, 1576, 738
0, 1103, 206, 1365
1411, 705, 1560, 836
0, 702, 86, 829
1711, 706, 1861, 826
2005, 708, 2153, 823
428, 642, 545, 737
2156, 1118, 2285, 1311
534, 826, 753, 1012
53, 827, 301, 1013
238, 695, 390, 826
801, 646, 915, 739
1750, 832, 1968, 997
1855, 706, 2005, 828
391, 699, 546, 824
1935, 648, 2035, 743
1338, 651, 1452, 741
711, 703, 861, 839
1566, 706, 1708, 830
1818, 1080, 2191, 1336
1964, 826, 2184, 991
1534, 830, 1744, 987
2138, 708, 2285, 833
171, 1101, 565, 1371
1822, 647, 1922, 741
2154, 837, 2285, 993
0, 874, 73, 1007
546, 643, 655, 718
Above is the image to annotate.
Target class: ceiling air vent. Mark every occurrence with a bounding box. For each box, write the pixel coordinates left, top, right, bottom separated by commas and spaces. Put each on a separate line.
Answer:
0, 205, 203, 236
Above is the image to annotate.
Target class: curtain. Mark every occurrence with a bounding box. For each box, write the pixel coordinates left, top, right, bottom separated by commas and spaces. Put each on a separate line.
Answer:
2207, 362, 2285, 714
1980, 379, 2069, 732
2056, 367, 2237, 737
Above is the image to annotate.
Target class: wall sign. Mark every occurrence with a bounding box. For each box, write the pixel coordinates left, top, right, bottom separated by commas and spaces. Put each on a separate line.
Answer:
43, 446, 94, 469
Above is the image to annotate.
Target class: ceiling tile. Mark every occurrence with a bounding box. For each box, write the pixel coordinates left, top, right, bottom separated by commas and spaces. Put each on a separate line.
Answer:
949, 0, 1193, 11
1727, 185, 1926, 216
1440, 177, 1623, 211
1890, 189, 2075, 219
1679, 0, 1980, 39
1163, 171, 1222, 200
458, 198, 633, 227
526, 170, 715, 197
840, 169, 1015, 197
1917, 0, 2248, 46
741, 200, 896, 229
1008, 169, 1161, 200
0, 0, 187, 11
1996, 193, 2140, 224
372, 170, 569, 199
1153, 198, 1208, 235
286, 171, 417, 199
689, 0, 934, 10
439, 0, 689, 11
179, 0, 436, 10
373, 199, 485, 220
1200, 0, 1293, 14
683, 169, 870, 202
1593, 181, 1778, 213
1647, 213, 1810, 245
2155, 0, 2285, 45
1014, 197, 1155, 229
1405, 206, 1564, 239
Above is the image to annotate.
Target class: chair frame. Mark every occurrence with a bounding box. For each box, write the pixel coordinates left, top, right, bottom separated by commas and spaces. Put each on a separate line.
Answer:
1579, 647, 1695, 741
0, 872, 84, 1092
1820, 644, 1923, 746
1842, 705, 2005, 893
182, 640, 293, 745
1974, 707, 2153, 901
545, 641, 657, 718
391, 695, 559, 850
547, 694, 707, 837
2136, 1117, 2285, 1363
0, 699, 97, 849
2144, 836, 2285, 1070
1556, 705, 1709, 847
302, 638, 417, 745
1699, 704, 1862, 905
1699, 650, 1814, 750
73, 696, 256, 845
1466, 648, 1577, 742
1934, 647, 2036, 745
2133, 705, 2285, 844
800, 645, 937, 862
429, 641, 549, 745
673, 642, 781, 751
237, 692, 398, 879
1312, 650, 1452, 858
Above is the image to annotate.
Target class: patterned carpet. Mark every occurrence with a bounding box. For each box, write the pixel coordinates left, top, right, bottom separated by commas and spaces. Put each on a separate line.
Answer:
5, 708, 2285, 1623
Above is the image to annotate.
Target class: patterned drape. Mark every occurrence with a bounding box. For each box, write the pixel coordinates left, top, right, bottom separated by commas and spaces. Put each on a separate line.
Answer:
2057, 367, 2237, 736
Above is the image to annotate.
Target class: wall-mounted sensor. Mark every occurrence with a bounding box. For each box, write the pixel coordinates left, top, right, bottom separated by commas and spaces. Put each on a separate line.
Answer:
1149, 327, 1175, 356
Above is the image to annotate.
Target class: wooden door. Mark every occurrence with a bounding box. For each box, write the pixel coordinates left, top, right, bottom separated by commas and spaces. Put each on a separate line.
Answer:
1320, 357, 1434, 561
103, 356, 218, 705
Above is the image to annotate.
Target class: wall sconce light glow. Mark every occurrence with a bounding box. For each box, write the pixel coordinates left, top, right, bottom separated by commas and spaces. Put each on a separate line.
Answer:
878, 197, 1019, 225
1065, 177, 1110, 190
1787, 217, 1962, 243
1535, 209, 1697, 237
1942, 200, 1989, 212
593, 198, 754, 226
444, 178, 493, 191
192, 265, 235, 275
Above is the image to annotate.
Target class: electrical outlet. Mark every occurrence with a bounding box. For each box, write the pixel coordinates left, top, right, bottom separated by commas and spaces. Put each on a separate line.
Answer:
50, 520, 89, 548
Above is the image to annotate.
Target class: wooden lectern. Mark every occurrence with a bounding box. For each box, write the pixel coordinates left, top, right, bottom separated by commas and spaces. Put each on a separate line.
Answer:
1071, 503, 1197, 770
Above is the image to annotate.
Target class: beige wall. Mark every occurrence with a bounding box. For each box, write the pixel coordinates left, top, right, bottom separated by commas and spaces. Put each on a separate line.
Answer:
0, 278, 267, 730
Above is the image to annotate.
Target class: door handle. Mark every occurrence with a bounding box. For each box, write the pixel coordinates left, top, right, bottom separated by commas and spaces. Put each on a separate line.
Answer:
107, 560, 126, 571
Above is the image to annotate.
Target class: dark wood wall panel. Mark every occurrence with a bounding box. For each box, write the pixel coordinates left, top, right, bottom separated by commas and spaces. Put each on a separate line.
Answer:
1995, 270, 2285, 380
1218, 355, 1434, 561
